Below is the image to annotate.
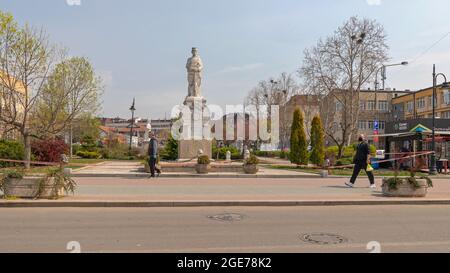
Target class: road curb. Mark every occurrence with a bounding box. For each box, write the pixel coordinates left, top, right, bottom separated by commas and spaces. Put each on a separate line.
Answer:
70, 173, 321, 179
69, 173, 450, 179
2, 199, 450, 208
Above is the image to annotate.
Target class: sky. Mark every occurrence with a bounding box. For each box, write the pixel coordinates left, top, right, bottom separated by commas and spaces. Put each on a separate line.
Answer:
1, 0, 450, 119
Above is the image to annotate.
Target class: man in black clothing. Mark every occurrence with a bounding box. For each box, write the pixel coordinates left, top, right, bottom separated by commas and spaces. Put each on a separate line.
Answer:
345, 134, 376, 189
148, 133, 161, 178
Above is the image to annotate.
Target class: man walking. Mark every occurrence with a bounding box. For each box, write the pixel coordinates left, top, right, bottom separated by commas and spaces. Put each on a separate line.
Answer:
345, 134, 376, 189
148, 132, 161, 178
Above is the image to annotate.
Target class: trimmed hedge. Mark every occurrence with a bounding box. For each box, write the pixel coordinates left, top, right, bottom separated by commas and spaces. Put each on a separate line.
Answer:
336, 158, 353, 166
76, 151, 101, 159
254, 150, 290, 159
0, 140, 24, 167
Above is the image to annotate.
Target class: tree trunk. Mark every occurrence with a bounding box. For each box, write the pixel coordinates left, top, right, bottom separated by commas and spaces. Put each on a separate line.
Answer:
338, 145, 344, 159
23, 133, 31, 169
69, 124, 73, 159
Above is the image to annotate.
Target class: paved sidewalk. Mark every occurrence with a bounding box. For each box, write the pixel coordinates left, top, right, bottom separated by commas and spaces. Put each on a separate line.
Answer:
2, 177, 450, 207
72, 160, 319, 178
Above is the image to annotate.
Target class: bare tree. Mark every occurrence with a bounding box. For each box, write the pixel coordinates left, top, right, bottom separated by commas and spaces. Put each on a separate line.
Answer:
299, 16, 389, 158
244, 72, 299, 150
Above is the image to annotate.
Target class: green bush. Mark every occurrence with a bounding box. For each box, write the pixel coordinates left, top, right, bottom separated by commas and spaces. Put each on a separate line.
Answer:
310, 115, 325, 165
336, 158, 353, 166
244, 154, 259, 165
213, 145, 242, 160
197, 155, 211, 165
80, 135, 99, 153
290, 108, 308, 165
0, 140, 24, 168
343, 146, 355, 158
76, 151, 101, 159
99, 143, 140, 160
370, 144, 376, 155
160, 135, 178, 161
326, 146, 339, 157
254, 150, 290, 159
279, 150, 290, 159
72, 144, 82, 155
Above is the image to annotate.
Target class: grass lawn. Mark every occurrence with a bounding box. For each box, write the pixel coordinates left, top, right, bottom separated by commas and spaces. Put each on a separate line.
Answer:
264, 165, 414, 177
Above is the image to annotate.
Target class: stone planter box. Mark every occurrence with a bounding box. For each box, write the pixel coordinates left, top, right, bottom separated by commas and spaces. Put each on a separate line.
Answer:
382, 178, 429, 198
243, 164, 259, 174
3, 177, 65, 199
195, 164, 210, 174
144, 163, 151, 173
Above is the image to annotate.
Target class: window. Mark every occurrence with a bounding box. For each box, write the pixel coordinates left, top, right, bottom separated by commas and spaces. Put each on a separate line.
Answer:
428, 96, 437, 108
444, 90, 450, 105
417, 97, 425, 109
359, 100, 366, 111
442, 111, 450, 119
368, 121, 374, 129
406, 101, 414, 113
336, 102, 343, 111
367, 100, 376, 110
358, 120, 367, 130
378, 100, 388, 111
379, 121, 386, 130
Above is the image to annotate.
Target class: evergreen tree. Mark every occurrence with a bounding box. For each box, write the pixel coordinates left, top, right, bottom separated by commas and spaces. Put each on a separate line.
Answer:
160, 134, 178, 160
290, 108, 308, 165
310, 115, 325, 166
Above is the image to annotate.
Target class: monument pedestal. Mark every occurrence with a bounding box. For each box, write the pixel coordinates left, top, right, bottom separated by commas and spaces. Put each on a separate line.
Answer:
178, 95, 212, 160
179, 139, 212, 160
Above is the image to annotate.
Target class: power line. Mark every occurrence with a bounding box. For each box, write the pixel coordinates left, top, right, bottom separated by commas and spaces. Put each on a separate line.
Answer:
410, 30, 450, 64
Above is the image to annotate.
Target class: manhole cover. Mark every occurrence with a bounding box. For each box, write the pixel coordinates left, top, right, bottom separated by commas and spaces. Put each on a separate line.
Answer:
300, 233, 348, 245
207, 213, 246, 222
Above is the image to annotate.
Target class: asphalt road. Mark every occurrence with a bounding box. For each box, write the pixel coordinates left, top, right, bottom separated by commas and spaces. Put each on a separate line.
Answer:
1, 205, 450, 253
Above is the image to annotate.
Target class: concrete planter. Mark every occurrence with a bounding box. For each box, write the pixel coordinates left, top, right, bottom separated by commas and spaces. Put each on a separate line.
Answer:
319, 170, 329, 178
195, 164, 210, 174
243, 164, 259, 174
382, 178, 429, 198
3, 177, 65, 199
144, 163, 151, 173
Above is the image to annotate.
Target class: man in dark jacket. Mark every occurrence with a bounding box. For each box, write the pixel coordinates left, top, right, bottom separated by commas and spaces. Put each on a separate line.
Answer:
148, 133, 161, 178
345, 134, 375, 189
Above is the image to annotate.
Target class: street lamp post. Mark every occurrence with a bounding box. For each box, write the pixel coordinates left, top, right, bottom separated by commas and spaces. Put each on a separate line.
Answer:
373, 61, 408, 148
430, 64, 449, 175
375, 62, 409, 91
129, 98, 136, 153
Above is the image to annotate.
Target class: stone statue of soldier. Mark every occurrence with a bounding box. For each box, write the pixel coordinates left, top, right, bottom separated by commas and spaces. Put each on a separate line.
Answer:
186, 47, 203, 98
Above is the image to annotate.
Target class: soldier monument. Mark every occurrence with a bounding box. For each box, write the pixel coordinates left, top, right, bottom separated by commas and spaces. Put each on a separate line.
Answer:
178, 48, 212, 160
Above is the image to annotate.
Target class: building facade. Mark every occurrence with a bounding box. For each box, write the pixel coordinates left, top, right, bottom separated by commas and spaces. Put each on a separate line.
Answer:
100, 117, 151, 147
392, 85, 450, 121
357, 89, 411, 147
0, 71, 26, 140
284, 89, 411, 148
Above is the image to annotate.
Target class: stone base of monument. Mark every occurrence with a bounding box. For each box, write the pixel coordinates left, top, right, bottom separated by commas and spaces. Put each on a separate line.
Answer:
178, 140, 212, 160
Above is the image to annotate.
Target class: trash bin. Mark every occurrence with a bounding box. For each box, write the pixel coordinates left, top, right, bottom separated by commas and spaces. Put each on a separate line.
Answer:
371, 158, 380, 170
